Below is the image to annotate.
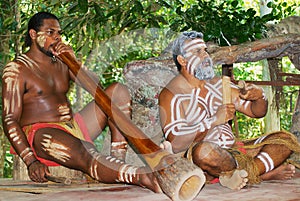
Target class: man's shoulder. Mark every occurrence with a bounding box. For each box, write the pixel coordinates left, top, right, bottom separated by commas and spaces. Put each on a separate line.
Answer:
3, 60, 23, 74
4, 54, 32, 69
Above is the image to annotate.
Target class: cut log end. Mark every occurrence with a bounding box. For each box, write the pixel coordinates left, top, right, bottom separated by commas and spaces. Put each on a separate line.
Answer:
154, 157, 206, 201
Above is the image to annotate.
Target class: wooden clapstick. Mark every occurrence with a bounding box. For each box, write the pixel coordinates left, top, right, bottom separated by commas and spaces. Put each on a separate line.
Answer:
57, 52, 205, 201
46, 175, 72, 185
222, 76, 232, 104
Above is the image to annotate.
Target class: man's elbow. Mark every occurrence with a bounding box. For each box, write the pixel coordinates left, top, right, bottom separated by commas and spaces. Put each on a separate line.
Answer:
252, 107, 268, 118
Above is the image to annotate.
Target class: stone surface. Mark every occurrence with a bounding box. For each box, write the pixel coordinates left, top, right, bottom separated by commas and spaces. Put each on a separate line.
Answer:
99, 57, 178, 166
0, 169, 299, 201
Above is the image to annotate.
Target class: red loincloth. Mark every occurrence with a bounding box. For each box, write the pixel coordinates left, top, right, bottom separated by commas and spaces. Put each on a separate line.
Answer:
10, 113, 92, 166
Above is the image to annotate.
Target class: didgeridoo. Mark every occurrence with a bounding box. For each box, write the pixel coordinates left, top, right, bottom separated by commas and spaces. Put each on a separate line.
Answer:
58, 52, 205, 201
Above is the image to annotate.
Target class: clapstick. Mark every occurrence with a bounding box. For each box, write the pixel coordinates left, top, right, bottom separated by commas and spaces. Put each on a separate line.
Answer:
46, 175, 72, 185
222, 76, 232, 104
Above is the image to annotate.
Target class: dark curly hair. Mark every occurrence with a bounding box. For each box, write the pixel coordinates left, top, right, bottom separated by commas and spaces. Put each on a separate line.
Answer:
25, 12, 59, 47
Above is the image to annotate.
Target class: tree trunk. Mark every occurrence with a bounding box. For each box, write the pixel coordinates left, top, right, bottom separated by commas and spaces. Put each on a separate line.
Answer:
260, 0, 281, 133
262, 60, 280, 132
289, 91, 300, 165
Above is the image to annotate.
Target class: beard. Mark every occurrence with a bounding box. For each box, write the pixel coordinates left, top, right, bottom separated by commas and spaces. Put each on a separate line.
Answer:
194, 57, 215, 80
37, 43, 54, 58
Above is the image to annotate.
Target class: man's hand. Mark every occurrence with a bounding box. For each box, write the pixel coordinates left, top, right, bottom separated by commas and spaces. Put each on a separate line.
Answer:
27, 160, 50, 183
159, 141, 174, 154
51, 41, 76, 60
239, 82, 264, 101
213, 103, 236, 126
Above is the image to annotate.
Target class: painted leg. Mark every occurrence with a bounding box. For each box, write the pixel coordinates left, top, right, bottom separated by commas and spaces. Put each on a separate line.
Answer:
106, 83, 132, 161
250, 132, 294, 181
254, 144, 294, 180
33, 128, 161, 192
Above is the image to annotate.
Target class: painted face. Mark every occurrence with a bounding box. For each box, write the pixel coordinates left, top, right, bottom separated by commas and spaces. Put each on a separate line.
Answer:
183, 39, 215, 80
35, 19, 62, 57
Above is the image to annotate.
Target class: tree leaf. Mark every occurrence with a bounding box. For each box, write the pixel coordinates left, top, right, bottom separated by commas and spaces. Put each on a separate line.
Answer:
78, 0, 88, 14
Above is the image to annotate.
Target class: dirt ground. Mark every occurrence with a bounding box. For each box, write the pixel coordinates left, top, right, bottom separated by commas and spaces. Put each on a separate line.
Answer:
0, 168, 299, 201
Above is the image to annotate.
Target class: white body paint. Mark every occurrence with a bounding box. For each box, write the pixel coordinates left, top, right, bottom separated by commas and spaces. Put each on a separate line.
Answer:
257, 152, 274, 173
41, 134, 70, 163
118, 164, 138, 183
164, 79, 235, 149
58, 104, 71, 121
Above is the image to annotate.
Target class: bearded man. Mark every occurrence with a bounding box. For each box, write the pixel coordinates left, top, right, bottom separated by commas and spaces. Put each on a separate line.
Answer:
158, 31, 300, 190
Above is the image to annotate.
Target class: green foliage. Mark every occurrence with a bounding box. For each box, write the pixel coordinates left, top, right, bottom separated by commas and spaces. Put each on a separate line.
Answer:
4, 152, 13, 178
169, 0, 298, 46
232, 57, 299, 137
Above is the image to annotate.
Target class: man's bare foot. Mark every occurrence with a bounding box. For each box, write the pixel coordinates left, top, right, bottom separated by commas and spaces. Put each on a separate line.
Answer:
138, 167, 162, 193
219, 169, 248, 190
260, 164, 296, 181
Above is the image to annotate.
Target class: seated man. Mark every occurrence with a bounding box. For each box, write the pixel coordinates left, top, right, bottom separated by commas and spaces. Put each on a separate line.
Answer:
158, 31, 300, 190
2, 11, 160, 192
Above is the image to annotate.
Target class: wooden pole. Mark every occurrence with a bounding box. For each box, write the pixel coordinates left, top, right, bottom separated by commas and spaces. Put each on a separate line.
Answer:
222, 76, 232, 104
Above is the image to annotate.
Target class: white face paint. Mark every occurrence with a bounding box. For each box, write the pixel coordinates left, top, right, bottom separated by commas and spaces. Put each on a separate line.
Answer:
36, 31, 47, 47
183, 39, 215, 80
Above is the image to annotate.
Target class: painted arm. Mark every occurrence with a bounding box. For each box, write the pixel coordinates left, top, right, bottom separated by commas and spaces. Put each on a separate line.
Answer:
233, 82, 268, 118
1, 62, 49, 182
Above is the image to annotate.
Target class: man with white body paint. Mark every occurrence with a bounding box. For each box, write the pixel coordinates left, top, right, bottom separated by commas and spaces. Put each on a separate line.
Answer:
159, 31, 300, 190
2, 12, 161, 192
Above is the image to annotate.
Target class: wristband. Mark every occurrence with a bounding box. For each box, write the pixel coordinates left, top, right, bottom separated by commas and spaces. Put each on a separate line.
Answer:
27, 159, 38, 170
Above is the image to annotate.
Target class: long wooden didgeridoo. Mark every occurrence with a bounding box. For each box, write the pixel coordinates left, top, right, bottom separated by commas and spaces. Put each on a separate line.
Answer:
58, 52, 205, 201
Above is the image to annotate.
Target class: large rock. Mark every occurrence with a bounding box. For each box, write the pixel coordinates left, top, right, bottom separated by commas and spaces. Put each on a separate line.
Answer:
100, 57, 178, 166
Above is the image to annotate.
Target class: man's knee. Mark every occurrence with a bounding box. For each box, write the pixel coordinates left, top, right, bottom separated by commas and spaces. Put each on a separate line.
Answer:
192, 142, 222, 165
105, 82, 131, 104
192, 141, 236, 173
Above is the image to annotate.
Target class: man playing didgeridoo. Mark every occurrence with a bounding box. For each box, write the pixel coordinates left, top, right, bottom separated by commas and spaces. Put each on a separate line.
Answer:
159, 31, 300, 190
2, 11, 161, 192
